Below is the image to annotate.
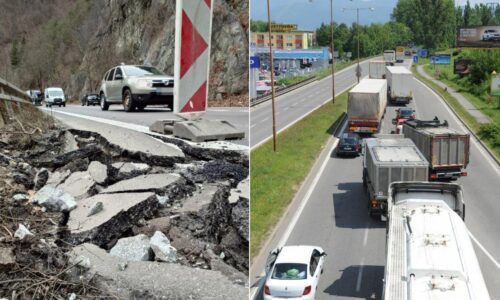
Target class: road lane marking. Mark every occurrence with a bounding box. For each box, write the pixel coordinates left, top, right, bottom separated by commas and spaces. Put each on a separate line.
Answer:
363, 227, 369, 246
356, 258, 365, 292
469, 230, 500, 269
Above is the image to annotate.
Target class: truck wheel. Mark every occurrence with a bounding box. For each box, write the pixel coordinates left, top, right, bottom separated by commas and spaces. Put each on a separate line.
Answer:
123, 89, 135, 112
100, 93, 109, 111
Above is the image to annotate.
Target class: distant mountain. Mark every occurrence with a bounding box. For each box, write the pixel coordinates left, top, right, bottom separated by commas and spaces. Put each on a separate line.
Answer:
251, 0, 398, 30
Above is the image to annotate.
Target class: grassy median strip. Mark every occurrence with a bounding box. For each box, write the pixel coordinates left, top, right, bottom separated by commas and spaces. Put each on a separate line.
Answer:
412, 65, 500, 159
250, 91, 348, 258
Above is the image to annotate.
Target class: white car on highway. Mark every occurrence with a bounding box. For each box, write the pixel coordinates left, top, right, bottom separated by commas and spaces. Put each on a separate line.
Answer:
264, 245, 326, 299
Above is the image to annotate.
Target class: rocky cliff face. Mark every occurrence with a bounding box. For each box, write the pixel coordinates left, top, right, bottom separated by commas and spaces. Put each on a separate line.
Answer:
2, 0, 249, 104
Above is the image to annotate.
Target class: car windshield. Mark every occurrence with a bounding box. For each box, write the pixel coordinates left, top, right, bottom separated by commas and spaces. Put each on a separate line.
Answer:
342, 138, 358, 145
271, 263, 307, 280
400, 110, 413, 117
122, 66, 165, 76
49, 90, 63, 97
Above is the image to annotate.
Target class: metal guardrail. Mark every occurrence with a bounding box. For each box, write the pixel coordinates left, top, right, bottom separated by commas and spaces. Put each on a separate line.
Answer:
250, 76, 317, 107
0, 77, 31, 128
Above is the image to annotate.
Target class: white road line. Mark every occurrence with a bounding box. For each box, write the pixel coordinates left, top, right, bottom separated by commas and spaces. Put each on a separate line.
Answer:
363, 227, 369, 246
251, 124, 257, 128
261, 117, 269, 122
356, 258, 365, 292
469, 231, 500, 269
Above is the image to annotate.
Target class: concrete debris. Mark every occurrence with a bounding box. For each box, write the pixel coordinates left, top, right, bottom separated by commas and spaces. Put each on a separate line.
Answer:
70, 243, 248, 299
63, 131, 79, 154
0, 247, 15, 271
118, 262, 128, 271
87, 161, 108, 184
34, 168, 49, 190
32, 185, 77, 212
14, 224, 34, 240
110, 234, 153, 261
12, 193, 29, 203
57, 171, 96, 200
102, 173, 182, 194
176, 184, 219, 213
112, 162, 151, 178
156, 195, 169, 207
150, 231, 177, 263
67, 192, 158, 245
71, 254, 91, 270
46, 169, 71, 186
229, 176, 249, 204
68, 293, 76, 300
87, 201, 103, 217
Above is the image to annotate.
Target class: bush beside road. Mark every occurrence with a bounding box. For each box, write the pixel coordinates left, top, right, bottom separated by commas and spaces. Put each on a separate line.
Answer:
250, 91, 348, 258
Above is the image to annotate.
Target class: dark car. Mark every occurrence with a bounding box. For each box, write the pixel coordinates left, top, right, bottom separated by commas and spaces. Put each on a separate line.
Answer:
336, 133, 361, 156
396, 107, 415, 120
81, 94, 100, 106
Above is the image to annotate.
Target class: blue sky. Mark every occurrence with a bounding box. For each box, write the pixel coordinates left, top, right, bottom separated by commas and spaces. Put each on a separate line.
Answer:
251, 0, 497, 31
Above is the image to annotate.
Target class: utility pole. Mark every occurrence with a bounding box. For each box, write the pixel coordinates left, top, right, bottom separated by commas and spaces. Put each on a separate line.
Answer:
267, 0, 277, 152
330, 0, 335, 104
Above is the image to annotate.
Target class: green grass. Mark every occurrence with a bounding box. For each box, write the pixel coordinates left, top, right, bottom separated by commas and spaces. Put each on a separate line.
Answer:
276, 75, 313, 86
412, 64, 500, 159
250, 91, 348, 258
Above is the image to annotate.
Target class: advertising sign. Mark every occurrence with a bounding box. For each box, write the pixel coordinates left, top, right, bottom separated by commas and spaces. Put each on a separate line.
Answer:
491, 71, 500, 96
250, 56, 260, 69
458, 26, 500, 48
270, 24, 298, 32
418, 48, 428, 57
174, 0, 213, 115
430, 54, 451, 65
454, 59, 472, 75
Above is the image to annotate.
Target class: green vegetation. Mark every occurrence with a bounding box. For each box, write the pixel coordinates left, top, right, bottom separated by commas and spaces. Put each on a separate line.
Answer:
250, 20, 269, 32
457, 0, 500, 28
276, 75, 312, 86
250, 91, 348, 258
412, 61, 500, 159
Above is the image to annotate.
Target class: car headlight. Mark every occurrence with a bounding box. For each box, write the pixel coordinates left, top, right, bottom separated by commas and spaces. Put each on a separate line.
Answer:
136, 79, 152, 89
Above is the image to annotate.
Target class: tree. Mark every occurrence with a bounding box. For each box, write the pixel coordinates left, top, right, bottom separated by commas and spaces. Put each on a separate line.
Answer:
10, 40, 20, 67
250, 20, 268, 32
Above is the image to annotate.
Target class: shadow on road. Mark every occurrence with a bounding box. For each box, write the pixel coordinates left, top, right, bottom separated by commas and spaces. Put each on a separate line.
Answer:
323, 265, 384, 299
332, 182, 384, 229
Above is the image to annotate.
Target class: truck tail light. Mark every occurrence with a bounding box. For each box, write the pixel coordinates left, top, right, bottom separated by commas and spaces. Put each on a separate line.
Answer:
303, 285, 312, 295
430, 174, 438, 180
461, 172, 468, 177
264, 285, 271, 295
371, 200, 378, 208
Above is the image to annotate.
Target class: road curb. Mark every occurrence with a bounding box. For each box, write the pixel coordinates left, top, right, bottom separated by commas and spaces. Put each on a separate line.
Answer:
413, 66, 500, 167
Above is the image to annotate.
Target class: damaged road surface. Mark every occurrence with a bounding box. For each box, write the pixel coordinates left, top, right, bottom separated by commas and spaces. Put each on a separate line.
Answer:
0, 113, 249, 299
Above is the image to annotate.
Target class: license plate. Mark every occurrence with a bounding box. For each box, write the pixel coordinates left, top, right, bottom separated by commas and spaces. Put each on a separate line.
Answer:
344, 147, 352, 150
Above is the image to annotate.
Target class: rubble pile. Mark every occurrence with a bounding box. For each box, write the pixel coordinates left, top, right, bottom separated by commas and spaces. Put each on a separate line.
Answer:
0, 122, 249, 299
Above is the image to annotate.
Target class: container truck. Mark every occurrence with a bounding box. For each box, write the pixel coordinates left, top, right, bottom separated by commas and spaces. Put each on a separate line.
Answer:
403, 118, 470, 180
369, 60, 386, 79
386, 66, 413, 104
395, 46, 405, 63
347, 79, 387, 134
383, 50, 395, 66
362, 136, 429, 217
383, 181, 490, 300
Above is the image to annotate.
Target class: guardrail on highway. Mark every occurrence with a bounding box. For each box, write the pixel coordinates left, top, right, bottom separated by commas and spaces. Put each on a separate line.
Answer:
250, 76, 317, 107
0, 77, 31, 128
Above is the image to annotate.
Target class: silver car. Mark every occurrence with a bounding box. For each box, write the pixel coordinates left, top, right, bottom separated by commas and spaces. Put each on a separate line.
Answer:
99, 64, 174, 112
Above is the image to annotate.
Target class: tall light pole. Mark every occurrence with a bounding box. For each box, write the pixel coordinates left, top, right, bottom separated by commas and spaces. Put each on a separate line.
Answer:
342, 5, 374, 83
330, 0, 335, 104
267, 0, 277, 152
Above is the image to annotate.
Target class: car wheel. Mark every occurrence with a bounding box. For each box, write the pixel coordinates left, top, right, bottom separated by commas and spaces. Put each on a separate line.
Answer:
123, 89, 135, 112
100, 93, 109, 111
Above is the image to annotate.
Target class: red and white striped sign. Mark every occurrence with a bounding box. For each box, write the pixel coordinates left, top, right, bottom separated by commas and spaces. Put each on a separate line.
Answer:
174, 0, 213, 116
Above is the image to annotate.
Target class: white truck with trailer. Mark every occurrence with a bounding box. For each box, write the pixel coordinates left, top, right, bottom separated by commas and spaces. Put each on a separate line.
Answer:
383, 181, 490, 300
403, 118, 470, 180
369, 60, 386, 79
362, 136, 429, 217
347, 79, 387, 134
384, 50, 396, 66
386, 66, 413, 104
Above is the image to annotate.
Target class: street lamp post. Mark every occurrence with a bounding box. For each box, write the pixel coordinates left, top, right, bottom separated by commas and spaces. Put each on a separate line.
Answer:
330, 0, 335, 104
267, 0, 277, 152
342, 5, 374, 83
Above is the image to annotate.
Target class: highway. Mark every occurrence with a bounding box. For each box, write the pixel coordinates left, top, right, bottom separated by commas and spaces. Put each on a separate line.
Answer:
250, 59, 500, 299
40, 104, 249, 145
250, 59, 374, 148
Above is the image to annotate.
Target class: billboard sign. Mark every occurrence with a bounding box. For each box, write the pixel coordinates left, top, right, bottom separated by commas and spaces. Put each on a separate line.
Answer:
491, 71, 500, 96
270, 24, 298, 32
454, 59, 472, 75
430, 54, 451, 65
418, 48, 428, 57
458, 26, 500, 48
174, 0, 213, 116
250, 56, 260, 69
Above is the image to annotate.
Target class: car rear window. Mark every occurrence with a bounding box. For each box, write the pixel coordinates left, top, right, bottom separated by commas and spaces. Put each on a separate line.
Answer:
342, 138, 358, 145
271, 263, 307, 280
122, 66, 165, 76
400, 110, 412, 117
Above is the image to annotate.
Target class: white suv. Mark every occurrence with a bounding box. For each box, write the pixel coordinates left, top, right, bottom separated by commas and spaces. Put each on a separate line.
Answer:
99, 64, 174, 112
482, 29, 500, 41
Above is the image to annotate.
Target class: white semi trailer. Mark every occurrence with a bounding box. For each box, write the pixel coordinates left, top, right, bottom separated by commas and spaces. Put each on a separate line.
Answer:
386, 66, 413, 104
369, 60, 386, 79
383, 182, 490, 300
